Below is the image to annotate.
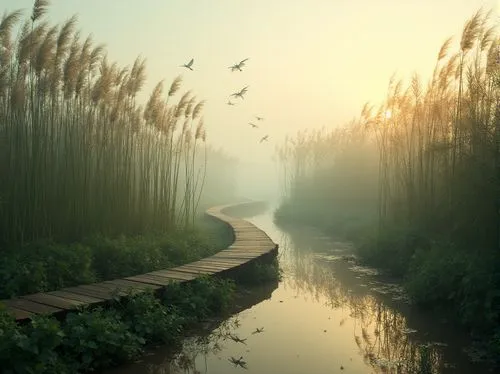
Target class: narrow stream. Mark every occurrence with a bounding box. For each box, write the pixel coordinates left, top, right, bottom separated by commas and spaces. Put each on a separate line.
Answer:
106, 205, 486, 374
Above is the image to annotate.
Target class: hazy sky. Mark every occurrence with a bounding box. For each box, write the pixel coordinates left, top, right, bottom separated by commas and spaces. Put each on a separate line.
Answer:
3, 0, 499, 166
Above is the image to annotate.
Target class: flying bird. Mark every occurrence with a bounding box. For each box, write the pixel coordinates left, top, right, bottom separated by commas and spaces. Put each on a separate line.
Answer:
248, 122, 258, 128
228, 334, 247, 345
180, 58, 194, 70
227, 100, 236, 106
230, 86, 249, 100
228, 356, 247, 369
255, 116, 264, 121
229, 58, 249, 72
252, 327, 265, 334
260, 135, 269, 143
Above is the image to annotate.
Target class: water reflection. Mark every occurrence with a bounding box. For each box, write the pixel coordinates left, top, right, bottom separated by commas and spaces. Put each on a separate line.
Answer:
107, 209, 482, 374
276, 224, 449, 373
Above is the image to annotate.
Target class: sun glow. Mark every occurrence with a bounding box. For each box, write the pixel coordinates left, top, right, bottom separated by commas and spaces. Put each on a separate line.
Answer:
385, 109, 392, 119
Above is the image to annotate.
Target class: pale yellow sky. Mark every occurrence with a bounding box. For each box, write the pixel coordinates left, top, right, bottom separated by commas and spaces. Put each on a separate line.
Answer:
4, 0, 499, 168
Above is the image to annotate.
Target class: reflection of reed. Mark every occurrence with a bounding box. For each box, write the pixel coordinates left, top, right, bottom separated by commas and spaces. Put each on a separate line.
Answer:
281, 228, 444, 373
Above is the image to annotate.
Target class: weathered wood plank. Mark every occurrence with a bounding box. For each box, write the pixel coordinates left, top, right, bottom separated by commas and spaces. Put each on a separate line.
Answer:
63, 285, 116, 300
189, 261, 233, 270
180, 263, 230, 272
171, 266, 218, 275
103, 279, 161, 291
125, 274, 178, 286
21, 293, 85, 310
48, 290, 105, 304
1, 298, 63, 315
148, 269, 198, 281
4, 307, 33, 321
203, 257, 249, 265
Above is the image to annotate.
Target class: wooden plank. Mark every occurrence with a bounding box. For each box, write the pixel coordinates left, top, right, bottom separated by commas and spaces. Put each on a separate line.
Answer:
4, 307, 33, 321
148, 269, 198, 281
103, 279, 161, 291
203, 257, 249, 265
125, 274, 178, 287
180, 263, 229, 272
21, 293, 84, 310
48, 290, 105, 304
171, 266, 217, 275
189, 260, 233, 270
1, 298, 63, 315
63, 285, 116, 300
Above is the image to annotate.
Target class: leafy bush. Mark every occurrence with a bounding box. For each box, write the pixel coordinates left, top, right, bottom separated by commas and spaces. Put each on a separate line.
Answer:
118, 290, 184, 344
62, 308, 144, 371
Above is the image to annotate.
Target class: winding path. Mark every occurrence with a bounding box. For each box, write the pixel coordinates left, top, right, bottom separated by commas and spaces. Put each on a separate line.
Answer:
0, 201, 278, 322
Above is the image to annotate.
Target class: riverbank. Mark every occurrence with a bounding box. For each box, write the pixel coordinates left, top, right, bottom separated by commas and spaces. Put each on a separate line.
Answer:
274, 201, 500, 368
0, 214, 233, 300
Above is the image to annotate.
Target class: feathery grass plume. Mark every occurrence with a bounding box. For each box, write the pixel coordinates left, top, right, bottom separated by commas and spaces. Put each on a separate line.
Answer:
126, 56, 146, 98
168, 75, 182, 96
460, 9, 483, 53
438, 37, 453, 61
184, 96, 196, 117
0, 10, 22, 56
192, 100, 205, 120
31, 0, 49, 23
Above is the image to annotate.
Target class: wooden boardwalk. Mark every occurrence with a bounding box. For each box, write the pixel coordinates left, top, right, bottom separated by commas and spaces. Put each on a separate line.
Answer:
0, 201, 278, 322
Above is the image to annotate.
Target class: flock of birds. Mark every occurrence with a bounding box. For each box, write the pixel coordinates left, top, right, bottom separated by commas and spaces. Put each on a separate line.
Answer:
180, 58, 270, 144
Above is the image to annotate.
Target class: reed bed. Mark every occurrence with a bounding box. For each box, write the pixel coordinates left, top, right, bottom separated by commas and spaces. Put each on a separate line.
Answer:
276, 8, 499, 252
0, 1, 231, 246
275, 9, 500, 356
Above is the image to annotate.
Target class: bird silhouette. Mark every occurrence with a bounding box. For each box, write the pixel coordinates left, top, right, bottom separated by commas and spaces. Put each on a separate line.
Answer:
228, 334, 247, 345
227, 100, 236, 106
180, 58, 194, 70
230, 86, 249, 100
260, 135, 269, 143
252, 327, 265, 334
255, 116, 264, 121
229, 58, 249, 72
248, 122, 258, 128
228, 356, 247, 369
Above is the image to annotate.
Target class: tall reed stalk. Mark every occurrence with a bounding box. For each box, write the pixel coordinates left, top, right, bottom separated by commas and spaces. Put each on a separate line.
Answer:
0, 1, 214, 246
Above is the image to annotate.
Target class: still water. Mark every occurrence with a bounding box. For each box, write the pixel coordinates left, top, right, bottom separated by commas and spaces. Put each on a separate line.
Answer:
106, 206, 486, 374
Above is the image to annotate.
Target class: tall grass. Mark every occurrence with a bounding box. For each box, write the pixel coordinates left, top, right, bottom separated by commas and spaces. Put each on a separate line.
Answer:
274, 8, 500, 348
276, 8, 499, 252
0, 1, 227, 246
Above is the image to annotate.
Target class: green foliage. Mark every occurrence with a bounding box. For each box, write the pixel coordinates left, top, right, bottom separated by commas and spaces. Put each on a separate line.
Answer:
117, 290, 184, 345
162, 276, 235, 321
0, 217, 232, 299
235, 258, 282, 285
0, 243, 95, 298
62, 308, 144, 371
